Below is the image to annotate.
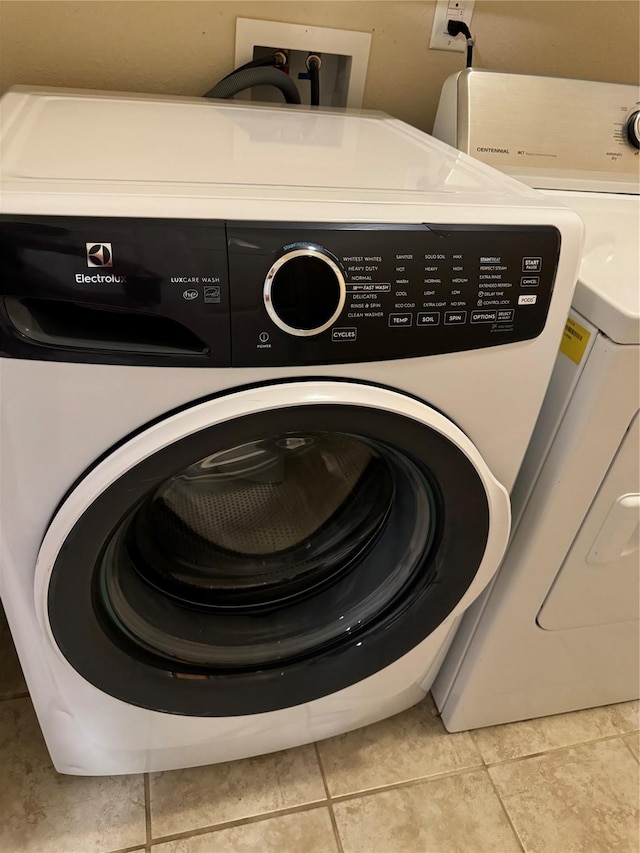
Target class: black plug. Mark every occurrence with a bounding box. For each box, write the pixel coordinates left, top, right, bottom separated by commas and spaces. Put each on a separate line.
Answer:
447, 19, 472, 40
447, 19, 474, 67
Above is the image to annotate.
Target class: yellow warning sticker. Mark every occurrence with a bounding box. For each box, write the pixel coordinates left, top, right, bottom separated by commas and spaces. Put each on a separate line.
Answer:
560, 317, 591, 365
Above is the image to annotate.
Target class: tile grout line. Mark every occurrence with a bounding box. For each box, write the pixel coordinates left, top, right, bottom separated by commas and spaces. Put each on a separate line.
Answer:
104, 845, 148, 853
619, 732, 640, 765
145, 800, 329, 847
144, 772, 152, 850
481, 730, 636, 769
314, 742, 345, 853
327, 762, 487, 804
484, 765, 527, 853
469, 727, 490, 766
466, 726, 489, 768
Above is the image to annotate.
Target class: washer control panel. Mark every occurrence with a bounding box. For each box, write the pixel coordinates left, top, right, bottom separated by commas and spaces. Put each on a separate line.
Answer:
229, 222, 559, 366
0, 217, 560, 367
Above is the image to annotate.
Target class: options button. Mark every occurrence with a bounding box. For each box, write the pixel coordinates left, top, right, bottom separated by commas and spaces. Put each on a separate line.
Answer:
444, 311, 467, 325
388, 313, 413, 328
417, 312, 440, 327
471, 310, 497, 323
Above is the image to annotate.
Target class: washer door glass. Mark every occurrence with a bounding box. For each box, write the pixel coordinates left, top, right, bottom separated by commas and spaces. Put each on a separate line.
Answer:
99, 430, 436, 668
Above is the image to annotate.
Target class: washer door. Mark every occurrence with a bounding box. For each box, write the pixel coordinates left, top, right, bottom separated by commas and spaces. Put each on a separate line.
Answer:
37, 380, 510, 716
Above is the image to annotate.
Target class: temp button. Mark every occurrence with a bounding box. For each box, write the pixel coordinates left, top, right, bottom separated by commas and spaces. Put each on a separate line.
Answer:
444, 310, 468, 325
388, 313, 413, 328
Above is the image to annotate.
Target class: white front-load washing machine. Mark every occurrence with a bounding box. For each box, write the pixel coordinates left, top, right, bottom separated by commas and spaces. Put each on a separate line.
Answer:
431, 70, 639, 730
0, 87, 582, 774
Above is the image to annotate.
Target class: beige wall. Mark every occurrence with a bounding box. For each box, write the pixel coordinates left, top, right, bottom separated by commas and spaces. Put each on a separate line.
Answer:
1, 1, 638, 132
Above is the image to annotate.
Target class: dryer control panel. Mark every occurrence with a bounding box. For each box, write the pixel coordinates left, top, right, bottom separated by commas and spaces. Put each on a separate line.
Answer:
0, 217, 560, 367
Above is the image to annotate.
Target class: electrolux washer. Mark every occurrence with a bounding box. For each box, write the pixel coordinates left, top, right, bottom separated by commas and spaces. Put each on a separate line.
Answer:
0, 87, 582, 773
432, 70, 640, 729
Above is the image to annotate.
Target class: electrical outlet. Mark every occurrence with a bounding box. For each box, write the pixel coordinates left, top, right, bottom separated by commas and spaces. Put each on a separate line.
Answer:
235, 19, 371, 108
429, 0, 475, 52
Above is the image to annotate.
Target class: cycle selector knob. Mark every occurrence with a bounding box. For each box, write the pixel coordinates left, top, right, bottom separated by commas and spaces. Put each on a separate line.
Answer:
626, 110, 640, 149
264, 246, 346, 337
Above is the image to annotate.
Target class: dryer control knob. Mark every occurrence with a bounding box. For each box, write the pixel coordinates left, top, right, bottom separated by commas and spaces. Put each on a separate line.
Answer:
626, 110, 640, 149
264, 245, 346, 337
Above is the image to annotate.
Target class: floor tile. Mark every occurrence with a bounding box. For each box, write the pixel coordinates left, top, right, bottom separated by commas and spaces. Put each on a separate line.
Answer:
490, 738, 640, 853
333, 769, 521, 853
624, 731, 639, 761
471, 704, 620, 763
0, 697, 146, 853
608, 699, 640, 734
0, 603, 27, 699
149, 744, 325, 839
316, 695, 482, 797
150, 807, 338, 852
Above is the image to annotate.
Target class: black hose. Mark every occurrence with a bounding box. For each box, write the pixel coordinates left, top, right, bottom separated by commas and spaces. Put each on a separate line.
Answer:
307, 56, 320, 106
220, 56, 277, 82
203, 66, 301, 104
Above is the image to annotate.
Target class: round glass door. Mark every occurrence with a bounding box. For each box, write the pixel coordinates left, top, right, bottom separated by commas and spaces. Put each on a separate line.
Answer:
98, 430, 437, 669
42, 382, 504, 716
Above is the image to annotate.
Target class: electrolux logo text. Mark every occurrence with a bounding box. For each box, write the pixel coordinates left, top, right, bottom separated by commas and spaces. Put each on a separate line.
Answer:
75, 273, 127, 284
86, 243, 113, 267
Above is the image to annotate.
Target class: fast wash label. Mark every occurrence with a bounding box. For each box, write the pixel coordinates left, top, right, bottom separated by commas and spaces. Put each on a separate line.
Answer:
560, 317, 591, 364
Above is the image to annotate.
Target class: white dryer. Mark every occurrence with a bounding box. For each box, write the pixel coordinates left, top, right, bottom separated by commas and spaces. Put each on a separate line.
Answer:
432, 71, 640, 729
0, 87, 582, 773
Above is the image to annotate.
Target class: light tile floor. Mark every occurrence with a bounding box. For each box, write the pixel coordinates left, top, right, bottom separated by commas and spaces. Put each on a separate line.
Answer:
1, 605, 638, 853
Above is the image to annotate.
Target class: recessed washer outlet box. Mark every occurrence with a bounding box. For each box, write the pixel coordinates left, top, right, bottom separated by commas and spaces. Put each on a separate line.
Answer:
235, 18, 371, 108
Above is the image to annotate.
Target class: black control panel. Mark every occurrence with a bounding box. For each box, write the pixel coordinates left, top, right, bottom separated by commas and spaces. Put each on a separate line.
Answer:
0, 217, 560, 367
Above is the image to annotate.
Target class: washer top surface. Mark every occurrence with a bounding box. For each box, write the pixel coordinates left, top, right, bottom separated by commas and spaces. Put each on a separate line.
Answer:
0, 85, 555, 218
